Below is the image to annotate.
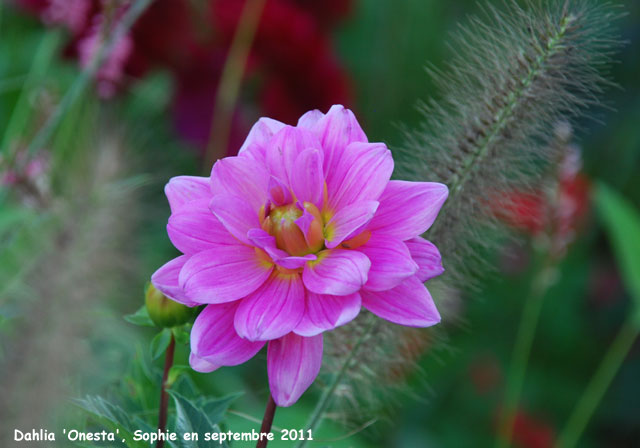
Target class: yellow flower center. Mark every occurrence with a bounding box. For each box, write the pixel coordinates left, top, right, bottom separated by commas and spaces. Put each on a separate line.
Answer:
262, 202, 324, 256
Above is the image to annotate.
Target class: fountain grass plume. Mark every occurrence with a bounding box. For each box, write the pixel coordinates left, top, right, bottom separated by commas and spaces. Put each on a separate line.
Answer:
398, 0, 623, 282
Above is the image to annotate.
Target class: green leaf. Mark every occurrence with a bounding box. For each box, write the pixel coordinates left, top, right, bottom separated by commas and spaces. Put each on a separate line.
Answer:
73, 395, 153, 448
172, 325, 191, 345
124, 305, 155, 327
169, 391, 230, 448
150, 328, 172, 360
199, 393, 242, 425
167, 365, 192, 388
595, 183, 640, 327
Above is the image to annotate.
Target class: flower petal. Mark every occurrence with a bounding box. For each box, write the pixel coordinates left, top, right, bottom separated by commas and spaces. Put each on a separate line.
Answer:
291, 148, 324, 206
405, 237, 445, 281
234, 272, 305, 341
294, 292, 361, 337
179, 245, 273, 303
267, 333, 323, 407
326, 142, 393, 211
151, 255, 198, 306
367, 181, 448, 240
266, 126, 322, 185
238, 117, 286, 156
359, 234, 419, 291
165, 176, 211, 213
210, 156, 269, 211
167, 199, 234, 254
302, 249, 370, 296
268, 175, 292, 206
325, 201, 379, 249
189, 353, 220, 373
247, 228, 316, 269
297, 109, 324, 129
191, 302, 265, 367
210, 194, 261, 245
361, 276, 441, 327
314, 105, 367, 179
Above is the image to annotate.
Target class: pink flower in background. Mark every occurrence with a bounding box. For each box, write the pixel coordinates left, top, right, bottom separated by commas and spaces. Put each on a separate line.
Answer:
41, 0, 91, 34
152, 105, 448, 406
77, 9, 134, 98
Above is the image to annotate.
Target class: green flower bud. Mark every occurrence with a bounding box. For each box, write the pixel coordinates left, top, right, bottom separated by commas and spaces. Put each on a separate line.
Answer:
145, 283, 194, 328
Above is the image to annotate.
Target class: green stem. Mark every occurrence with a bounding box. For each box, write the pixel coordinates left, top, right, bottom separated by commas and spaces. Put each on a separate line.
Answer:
26, 0, 153, 155
555, 319, 638, 448
496, 257, 556, 448
203, 0, 266, 172
295, 318, 376, 448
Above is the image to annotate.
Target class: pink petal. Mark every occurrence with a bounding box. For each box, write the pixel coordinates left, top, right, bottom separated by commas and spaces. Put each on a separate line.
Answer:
361, 276, 441, 327
234, 272, 305, 341
290, 148, 324, 206
302, 249, 370, 296
294, 207, 315, 241
297, 109, 324, 129
209, 194, 261, 245
359, 234, 419, 291
314, 105, 367, 181
367, 181, 448, 240
238, 117, 286, 156
189, 353, 220, 373
247, 228, 316, 269
268, 175, 292, 206
266, 126, 322, 186
210, 156, 269, 211
326, 142, 393, 211
167, 199, 234, 254
325, 201, 379, 249
191, 302, 265, 367
179, 245, 273, 304
405, 237, 445, 281
151, 255, 198, 307
267, 333, 323, 407
294, 292, 361, 337
165, 176, 211, 213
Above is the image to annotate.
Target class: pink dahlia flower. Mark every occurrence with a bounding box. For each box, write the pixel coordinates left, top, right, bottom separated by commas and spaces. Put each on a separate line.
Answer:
152, 105, 448, 406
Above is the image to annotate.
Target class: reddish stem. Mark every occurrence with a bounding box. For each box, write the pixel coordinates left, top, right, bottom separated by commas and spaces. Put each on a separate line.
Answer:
256, 395, 277, 448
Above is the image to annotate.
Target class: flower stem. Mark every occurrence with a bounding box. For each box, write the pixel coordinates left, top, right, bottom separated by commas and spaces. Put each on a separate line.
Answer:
203, 0, 266, 172
156, 333, 175, 448
496, 257, 556, 448
296, 317, 376, 448
555, 319, 638, 448
256, 395, 277, 448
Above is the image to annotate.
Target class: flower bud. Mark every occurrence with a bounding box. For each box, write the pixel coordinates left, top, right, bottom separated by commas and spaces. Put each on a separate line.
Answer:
145, 283, 194, 328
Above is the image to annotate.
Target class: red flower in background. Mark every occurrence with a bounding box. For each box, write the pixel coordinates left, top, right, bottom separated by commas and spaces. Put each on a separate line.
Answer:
511, 410, 555, 448
14, 0, 355, 154
212, 0, 353, 126
493, 145, 590, 257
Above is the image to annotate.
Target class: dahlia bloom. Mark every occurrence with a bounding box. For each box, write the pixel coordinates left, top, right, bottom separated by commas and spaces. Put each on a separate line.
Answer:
152, 105, 448, 406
